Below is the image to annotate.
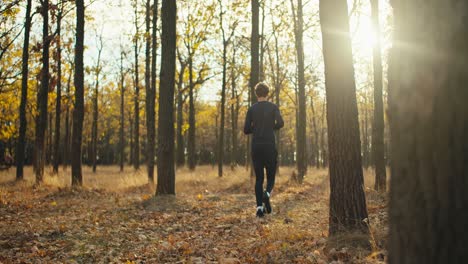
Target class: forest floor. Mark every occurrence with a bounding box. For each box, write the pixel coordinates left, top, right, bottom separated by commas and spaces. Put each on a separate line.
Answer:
0, 166, 388, 263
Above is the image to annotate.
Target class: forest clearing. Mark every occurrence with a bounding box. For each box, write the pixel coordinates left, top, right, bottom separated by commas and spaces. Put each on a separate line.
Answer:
0, 166, 387, 263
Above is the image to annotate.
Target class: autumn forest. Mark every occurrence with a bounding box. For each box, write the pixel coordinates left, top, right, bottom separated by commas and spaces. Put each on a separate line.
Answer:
0, 0, 466, 263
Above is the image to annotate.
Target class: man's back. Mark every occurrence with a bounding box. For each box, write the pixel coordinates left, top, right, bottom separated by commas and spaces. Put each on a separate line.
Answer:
243, 101, 284, 145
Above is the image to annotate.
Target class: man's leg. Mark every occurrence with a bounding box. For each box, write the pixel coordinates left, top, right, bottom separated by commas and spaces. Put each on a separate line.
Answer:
263, 145, 277, 214
265, 145, 278, 194
252, 145, 265, 213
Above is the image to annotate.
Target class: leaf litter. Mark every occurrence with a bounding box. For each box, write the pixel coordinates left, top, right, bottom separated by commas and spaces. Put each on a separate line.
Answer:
0, 167, 387, 263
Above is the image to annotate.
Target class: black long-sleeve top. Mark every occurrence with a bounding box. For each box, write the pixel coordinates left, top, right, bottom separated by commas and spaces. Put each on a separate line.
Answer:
243, 101, 284, 145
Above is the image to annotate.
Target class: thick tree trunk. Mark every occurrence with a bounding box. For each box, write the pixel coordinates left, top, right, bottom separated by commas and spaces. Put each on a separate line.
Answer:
16, 0, 32, 181
53, 10, 62, 174
145, 0, 156, 183
370, 0, 386, 191
35, 0, 50, 183
156, 0, 176, 195
389, 1, 468, 263
71, 0, 85, 186
319, 0, 369, 236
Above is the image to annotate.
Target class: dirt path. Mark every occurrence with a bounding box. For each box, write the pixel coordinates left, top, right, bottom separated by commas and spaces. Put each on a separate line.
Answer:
0, 167, 386, 263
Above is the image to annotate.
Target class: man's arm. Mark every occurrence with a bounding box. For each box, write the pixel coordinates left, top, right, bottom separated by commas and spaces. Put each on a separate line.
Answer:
244, 108, 253, 134
274, 106, 284, 129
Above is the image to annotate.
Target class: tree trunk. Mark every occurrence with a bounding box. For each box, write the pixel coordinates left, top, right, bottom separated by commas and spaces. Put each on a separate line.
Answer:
150, 0, 159, 177
250, 0, 259, 104
320, 103, 328, 168
310, 96, 320, 169
63, 68, 72, 169
16, 0, 32, 181
370, 0, 386, 192
389, 1, 468, 263
133, 1, 140, 170
129, 113, 134, 166
145, 0, 156, 183
35, 0, 50, 183
53, 9, 62, 174
362, 98, 370, 168
71, 0, 85, 186
47, 110, 53, 165
319, 0, 369, 236
176, 59, 185, 167
259, 1, 265, 81
291, 0, 307, 182
218, 6, 228, 178
119, 51, 125, 172
247, 0, 259, 178
91, 36, 102, 173
156, 0, 176, 195
273, 30, 281, 174
187, 59, 196, 170
218, 45, 227, 177
230, 48, 237, 169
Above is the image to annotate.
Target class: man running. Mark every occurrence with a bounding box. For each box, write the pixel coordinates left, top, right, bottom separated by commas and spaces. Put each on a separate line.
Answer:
244, 82, 284, 217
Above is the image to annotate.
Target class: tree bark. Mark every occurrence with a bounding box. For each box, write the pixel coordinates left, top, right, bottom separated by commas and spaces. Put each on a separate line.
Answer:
362, 97, 370, 168
150, 0, 159, 177
319, 0, 369, 235
71, 0, 85, 186
52, 9, 63, 174
230, 47, 238, 169
218, 4, 228, 178
145, 0, 156, 183
291, 0, 307, 182
176, 56, 186, 167
250, 0, 259, 104
91, 35, 103, 173
389, 1, 468, 263
310, 96, 320, 168
63, 67, 72, 169
187, 58, 196, 170
35, 0, 50, 183
370, 0, 386, 192
156, 0, 176, 195
119, 51, 125, 172
273, 29, 281, 173
320, 102, 327, 168
16, 0, 32, 181
247, 0, 259, 177
133, 0, 140, 170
